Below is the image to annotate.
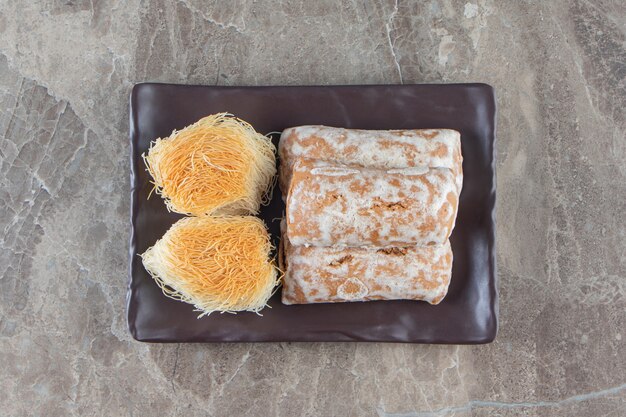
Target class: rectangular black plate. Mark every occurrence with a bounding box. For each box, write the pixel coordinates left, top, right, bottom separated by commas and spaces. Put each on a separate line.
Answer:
128, 83, 497, 343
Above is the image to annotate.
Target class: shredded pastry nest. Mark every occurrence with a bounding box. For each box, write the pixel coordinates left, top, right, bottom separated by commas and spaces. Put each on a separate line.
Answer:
143, 113, 276, 216
141, 216, 281, 316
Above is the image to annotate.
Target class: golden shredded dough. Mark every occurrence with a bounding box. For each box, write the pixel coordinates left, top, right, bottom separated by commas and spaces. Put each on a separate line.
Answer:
141, 216, 281, 316
143, 113, 276, 216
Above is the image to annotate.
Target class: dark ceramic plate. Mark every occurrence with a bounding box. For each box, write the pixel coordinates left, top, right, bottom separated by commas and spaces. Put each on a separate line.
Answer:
128, 83, 497, 343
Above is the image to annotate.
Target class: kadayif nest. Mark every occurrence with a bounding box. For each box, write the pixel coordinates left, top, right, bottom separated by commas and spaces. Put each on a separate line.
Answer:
142, 113, 276, 216
141, 216, 280, 316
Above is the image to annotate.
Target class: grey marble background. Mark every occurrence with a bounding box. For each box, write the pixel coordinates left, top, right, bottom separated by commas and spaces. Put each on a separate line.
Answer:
1, 1, 625, 416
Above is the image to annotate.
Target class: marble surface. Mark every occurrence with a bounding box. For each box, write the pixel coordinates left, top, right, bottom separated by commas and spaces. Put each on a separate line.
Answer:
1, 0, 625, 416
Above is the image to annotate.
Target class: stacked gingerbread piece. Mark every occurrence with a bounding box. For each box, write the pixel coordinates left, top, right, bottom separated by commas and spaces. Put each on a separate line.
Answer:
278, 126, 462, 305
